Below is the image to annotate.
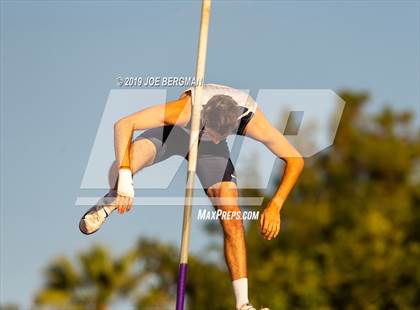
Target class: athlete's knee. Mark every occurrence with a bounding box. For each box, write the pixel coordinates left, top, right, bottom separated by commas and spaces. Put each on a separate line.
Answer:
130, 138, 157, 166
208, 182, 243, 237
207, 181, 238, 206
219, 182, 238, 199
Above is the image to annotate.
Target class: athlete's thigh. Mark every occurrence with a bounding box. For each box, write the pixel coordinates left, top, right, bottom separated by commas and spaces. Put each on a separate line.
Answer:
133, 126, 188, 165
196, 154, 237, 195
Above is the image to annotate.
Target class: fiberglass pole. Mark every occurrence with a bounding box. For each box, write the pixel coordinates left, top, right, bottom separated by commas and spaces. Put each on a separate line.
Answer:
175, 1, 211, 309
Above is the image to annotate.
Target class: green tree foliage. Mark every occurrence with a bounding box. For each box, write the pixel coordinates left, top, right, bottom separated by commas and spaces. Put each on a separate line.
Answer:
34, 245, 141, 310
32, 91, 419, 309
243, 91, 420, 309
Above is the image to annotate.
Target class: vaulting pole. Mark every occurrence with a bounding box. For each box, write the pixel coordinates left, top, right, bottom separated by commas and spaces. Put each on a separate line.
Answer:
175, 1, 211, 309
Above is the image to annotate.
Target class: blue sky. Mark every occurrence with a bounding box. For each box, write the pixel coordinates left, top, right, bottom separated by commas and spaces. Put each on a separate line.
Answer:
1, 0, 419, 308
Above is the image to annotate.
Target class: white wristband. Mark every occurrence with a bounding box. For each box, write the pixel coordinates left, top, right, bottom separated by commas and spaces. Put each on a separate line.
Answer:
117, 168, 134, 198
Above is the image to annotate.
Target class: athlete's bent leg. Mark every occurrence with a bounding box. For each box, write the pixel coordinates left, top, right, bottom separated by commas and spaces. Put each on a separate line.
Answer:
79, 138, 157, 234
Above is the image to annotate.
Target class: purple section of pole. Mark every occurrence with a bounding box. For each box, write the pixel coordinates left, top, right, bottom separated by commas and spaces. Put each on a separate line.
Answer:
176, 263, 188, 310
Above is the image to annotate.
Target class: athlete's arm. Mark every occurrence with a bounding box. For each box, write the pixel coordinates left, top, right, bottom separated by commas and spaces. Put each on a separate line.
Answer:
244, 107, 304, 240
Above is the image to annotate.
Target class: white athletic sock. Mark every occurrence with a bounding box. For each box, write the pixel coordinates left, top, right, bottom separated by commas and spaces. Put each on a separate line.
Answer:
232, 277, 249, 310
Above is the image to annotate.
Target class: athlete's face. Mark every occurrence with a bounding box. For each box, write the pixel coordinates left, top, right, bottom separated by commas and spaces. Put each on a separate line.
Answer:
205, 127, 228, 144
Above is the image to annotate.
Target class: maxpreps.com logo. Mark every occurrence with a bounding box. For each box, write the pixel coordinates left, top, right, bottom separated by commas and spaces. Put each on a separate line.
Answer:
76, 88, 344, 207
197, 208, 260, 221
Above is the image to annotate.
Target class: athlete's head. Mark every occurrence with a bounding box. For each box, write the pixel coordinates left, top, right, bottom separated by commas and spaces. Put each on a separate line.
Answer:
202, 95, 243, 142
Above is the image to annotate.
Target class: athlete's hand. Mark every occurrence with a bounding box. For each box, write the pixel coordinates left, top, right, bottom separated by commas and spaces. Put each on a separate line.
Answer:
116, 168, 135, 214
260, 200, 282, 240
115, 194, 133, 214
